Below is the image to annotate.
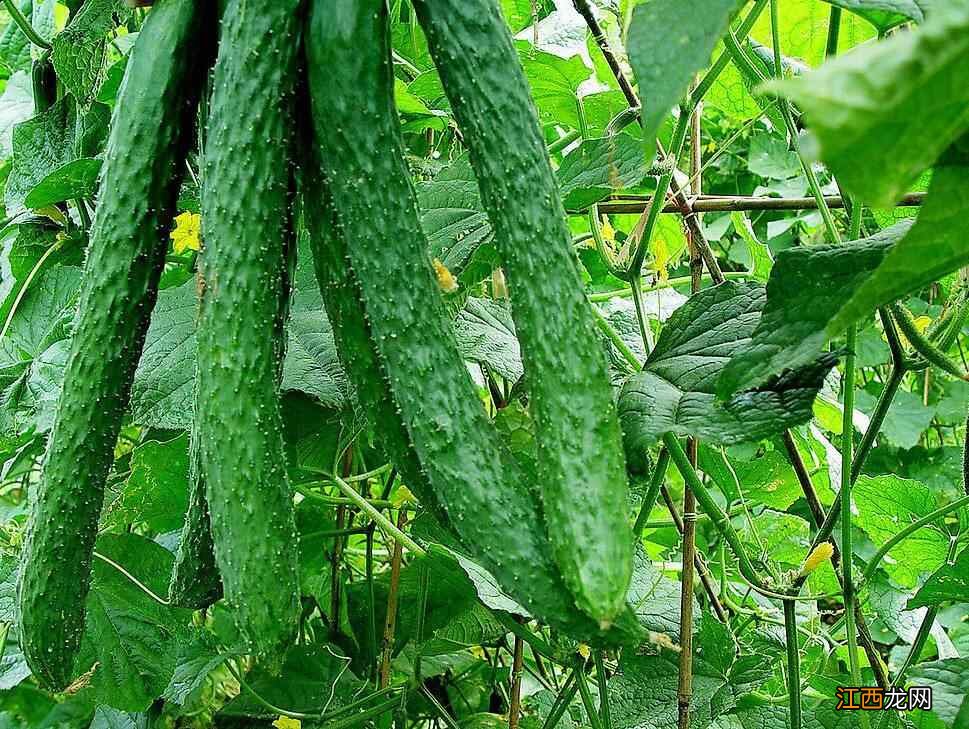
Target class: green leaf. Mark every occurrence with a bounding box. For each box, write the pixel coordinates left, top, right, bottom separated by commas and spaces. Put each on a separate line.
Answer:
853, 475, 950, 587
818, 0, 925, 32
767, 3, 969, 207
161, 628, 228, 707
89, 706, 149, 729
4, 96, 110, 214
717, 222, 907, 397
747, 133, 800, 180
0, 71, 34, 159
606, 613, 765, 729
417, 156, 494, 278
618, 281, 836, 449
77, 533, 190, 711
50, 0, 131, 105
856, 386, 934, 451
908, 658, 969, 725
103, 434, 189, 534
128, 280, 196, 430
453, 297, 522, 384
557, 133, 649, 210
517, 42, 589, 131
280, 239, 350, 409
627, 545, 694, 641
908, 547, 969, 609
23, 157, 101, 208
0, 1, 34, 75
220, 646, 364, 719
831, 139, 969, 333
627, 0, 743, 160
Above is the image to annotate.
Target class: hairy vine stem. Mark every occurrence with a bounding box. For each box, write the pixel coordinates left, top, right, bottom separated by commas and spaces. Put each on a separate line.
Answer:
2, 0, 50, 49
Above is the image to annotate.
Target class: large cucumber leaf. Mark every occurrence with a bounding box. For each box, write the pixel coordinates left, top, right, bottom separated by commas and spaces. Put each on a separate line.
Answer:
818, 0, 925, 32
830, 137, 969, 332
767, 1, 969, 208
618, 281, 835, 453
627, 0, 743, 162
718, 221, 909, 397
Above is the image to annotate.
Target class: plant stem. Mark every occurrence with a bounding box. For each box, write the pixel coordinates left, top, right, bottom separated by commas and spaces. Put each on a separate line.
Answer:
331, 473, 425, 556
783, 600, 802, 729
664, 433, 806, 600
825, 6, 843, 57
594, 192, 926, 215
2, 0, 50, 49
840, 322, 864, 693
659, 485, 730, 621
509, 635, 525, 729
593, 651, 612, 729
541, 672, 579, 729
590, 304, 641, 369
574, 658, 604, 729
633, 448, 670, 537
379, 510, 408, 688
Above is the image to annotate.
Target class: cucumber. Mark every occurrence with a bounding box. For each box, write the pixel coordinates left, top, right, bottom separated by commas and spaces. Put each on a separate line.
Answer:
16, 0, 213, 690
195, 0, 301, 656
302, 0, 628, 641
169, 210, 297, 611
412, 0, 633, 621
293, 152, 447, 529
167, 403, 222, 609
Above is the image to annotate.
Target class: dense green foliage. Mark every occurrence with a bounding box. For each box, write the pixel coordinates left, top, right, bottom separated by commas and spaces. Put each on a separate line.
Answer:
0, 0, 965, 728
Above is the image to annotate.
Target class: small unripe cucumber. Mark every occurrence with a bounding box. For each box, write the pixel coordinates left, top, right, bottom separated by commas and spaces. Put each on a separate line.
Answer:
17, 0, 213, 690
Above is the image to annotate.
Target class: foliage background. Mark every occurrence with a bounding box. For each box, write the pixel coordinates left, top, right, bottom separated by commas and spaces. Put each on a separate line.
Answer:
0, 0, 963, 727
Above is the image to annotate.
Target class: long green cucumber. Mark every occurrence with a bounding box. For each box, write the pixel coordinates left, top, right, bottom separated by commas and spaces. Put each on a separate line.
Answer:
16, 0, 213, 690
412, 0, 633, 622
169, 205, 298, 611
195, 0, 301, 657
302, 0, 635, 642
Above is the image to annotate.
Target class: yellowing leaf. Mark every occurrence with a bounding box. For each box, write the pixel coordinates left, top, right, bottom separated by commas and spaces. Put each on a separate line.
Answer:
170, 212, 201, 254
273, 717, 301, 729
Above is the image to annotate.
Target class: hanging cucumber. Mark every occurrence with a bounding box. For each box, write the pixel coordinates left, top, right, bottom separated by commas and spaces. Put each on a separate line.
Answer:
195, 0, 301, 656
301, 0, 636, 641
167, 402, 222, 609
412, 0, 633, 622
169, 204, 297, 611
16, 0, 214, 690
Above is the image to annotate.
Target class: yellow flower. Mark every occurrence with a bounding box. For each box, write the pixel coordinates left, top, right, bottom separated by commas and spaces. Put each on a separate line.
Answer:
577, 643, 591, 660
600, 216, 616, 244
799, 542, 834, 577
432, 258, 458, 293
392, 485, 416, 508
273, 717, 301, 729
171, 212, 201, 254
